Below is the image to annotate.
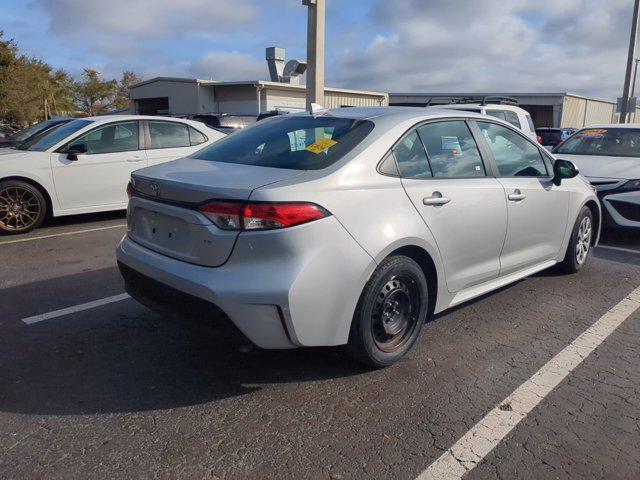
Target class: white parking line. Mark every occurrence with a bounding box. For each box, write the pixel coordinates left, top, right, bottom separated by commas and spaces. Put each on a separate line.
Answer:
0, 224, 126, 246
597, 245, 640, 255
21, 293, 130, 325
416, 285, 640, 480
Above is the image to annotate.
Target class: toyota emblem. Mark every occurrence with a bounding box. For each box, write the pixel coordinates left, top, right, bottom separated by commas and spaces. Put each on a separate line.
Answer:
150, 182, 161, 197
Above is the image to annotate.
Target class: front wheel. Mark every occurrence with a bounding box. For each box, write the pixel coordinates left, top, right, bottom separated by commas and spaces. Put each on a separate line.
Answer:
558, 206, 593, 274
0, 180, 48, 234
346, 256, 429, 368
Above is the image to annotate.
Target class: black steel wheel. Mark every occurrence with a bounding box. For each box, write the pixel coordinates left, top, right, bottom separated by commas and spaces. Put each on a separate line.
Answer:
0, 180, 47, 234
347, 255, 429, 367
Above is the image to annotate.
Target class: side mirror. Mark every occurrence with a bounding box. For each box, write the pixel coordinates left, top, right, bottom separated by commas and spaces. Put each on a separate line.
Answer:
66, 143, 87, 161
553, 159, 579, 186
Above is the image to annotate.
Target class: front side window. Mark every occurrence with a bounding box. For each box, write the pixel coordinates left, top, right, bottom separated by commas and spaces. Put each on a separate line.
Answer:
417, 121, 485, 177
478, 121, 548, 177
392, 130, 432, 179
66, 121, 139, 154
149, 121, 190, 149
191, 115, 374, 170
554, 127, 640, 157
20, 119, 93, 152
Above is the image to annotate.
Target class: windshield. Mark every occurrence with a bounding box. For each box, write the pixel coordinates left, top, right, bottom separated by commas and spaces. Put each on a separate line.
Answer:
191, 115, 375, 170
554, 127, 640, 157
537, 130, 562, 144
17, 119, 93, 152
10, 119, 61, 142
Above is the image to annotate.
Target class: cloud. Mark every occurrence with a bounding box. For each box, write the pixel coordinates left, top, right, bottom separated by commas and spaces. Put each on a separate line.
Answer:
35, 0, 258, 56
189, 52, 266, 80
329, 0, 634, 99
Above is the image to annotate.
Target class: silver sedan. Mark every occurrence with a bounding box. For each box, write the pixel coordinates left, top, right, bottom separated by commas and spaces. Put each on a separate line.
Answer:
117, 107, 600, 367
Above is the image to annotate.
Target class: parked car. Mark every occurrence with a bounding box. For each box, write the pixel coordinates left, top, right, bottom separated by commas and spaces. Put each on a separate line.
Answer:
429, 97, 538, 142
117, 107, 599, 367
553, 125, 640, 229
0, 124, 19, 140
0, 115, 225, 234
536, 127, 576, 150
187, 114, 255, 134
0, 117, 72, 148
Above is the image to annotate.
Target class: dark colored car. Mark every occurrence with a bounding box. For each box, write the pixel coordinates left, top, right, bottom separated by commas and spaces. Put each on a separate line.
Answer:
187, 114, 254, 134
536, 127, 576, 149
0, 117, 73, 148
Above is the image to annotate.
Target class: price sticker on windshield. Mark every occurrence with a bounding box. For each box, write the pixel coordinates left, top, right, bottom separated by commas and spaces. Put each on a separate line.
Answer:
306, 138, 337, 154
580, 129, 607, 138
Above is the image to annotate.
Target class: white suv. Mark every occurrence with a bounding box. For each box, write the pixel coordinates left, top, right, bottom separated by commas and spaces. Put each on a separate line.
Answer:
430, 100, 537, 142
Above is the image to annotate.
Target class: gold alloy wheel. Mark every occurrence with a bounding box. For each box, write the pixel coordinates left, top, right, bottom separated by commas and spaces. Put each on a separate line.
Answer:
0, 185, 42, 232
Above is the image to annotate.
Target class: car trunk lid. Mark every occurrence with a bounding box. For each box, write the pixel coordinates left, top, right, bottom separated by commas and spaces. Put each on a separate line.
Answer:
128, 159, 303, 266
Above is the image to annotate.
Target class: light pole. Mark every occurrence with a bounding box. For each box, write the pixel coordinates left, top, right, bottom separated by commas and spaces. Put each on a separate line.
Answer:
620, 0, 640, 123
628, 58, 640, 122
302, 0, 325, 111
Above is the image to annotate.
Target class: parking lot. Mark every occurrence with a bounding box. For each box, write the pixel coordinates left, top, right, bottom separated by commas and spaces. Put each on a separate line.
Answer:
1, 213, 639, 480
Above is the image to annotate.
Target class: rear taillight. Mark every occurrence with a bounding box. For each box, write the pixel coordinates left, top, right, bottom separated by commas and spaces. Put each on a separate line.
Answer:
537, 135, 543, 144
198, 200, 330, 231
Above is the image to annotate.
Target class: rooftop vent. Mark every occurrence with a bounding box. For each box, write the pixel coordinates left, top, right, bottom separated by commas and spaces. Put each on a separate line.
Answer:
266, 47, 307, 85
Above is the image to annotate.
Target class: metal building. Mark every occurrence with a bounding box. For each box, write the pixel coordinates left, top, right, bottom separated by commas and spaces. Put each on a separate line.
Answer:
129, 77, 388, 117
389, 92, 637, 128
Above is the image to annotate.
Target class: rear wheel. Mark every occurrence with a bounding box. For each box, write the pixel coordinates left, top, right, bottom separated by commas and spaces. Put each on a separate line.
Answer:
558, 206, 593, 274
346, 256, 429, 367
0, 180, 47, 234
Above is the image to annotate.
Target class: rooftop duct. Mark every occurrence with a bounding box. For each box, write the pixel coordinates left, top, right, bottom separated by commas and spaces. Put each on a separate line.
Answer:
266, 47, 307, 84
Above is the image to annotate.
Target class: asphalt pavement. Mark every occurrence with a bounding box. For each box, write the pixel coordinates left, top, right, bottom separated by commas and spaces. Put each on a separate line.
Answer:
0, 212, 639, 480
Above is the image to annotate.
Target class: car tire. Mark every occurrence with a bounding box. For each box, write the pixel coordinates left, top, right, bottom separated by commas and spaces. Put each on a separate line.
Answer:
346, 255, 429, 368
0, 180, 48, 235
558, 206, 593, 274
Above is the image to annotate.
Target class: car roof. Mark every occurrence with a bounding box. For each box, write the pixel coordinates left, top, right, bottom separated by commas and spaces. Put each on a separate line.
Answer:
430, 103, 528, 113
578, 124, 640, 129
81, 115, 212, 128
291, 106, 489, 122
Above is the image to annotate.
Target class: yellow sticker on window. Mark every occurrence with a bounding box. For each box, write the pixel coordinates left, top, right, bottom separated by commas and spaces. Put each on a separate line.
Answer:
306, 138, 338, 154
581, 129, 608, 136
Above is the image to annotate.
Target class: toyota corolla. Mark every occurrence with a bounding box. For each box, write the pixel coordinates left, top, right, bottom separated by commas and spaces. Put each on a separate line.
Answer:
117, 107, 600, 367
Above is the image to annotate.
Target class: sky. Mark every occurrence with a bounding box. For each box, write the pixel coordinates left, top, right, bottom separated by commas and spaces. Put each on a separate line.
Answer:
0, 0, 637, 100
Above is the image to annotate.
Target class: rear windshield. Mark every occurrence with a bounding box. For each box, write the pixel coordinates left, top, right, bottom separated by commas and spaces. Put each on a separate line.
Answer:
537, 130, 563, 144
554, 127, 640, 157
191, 115, 375, 170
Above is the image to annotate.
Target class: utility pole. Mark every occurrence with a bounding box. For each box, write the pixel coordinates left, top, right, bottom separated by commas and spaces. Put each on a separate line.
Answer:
629, 58, 640, 122
303, 0, 325, 110
620, 0, 640, 123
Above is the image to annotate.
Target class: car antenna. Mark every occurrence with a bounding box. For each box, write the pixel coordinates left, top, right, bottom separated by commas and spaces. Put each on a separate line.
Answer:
310, 103, 328, 115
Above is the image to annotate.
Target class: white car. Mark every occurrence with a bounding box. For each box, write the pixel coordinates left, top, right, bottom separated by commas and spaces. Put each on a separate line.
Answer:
430, 101, 538, 142
0, 115, 225, 234
553, 124, 640, 229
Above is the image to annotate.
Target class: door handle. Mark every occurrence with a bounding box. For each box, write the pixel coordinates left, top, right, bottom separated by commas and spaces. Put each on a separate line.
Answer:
508, 189, 526, 202
423, 192, 451, 206
127, 156, 144, 163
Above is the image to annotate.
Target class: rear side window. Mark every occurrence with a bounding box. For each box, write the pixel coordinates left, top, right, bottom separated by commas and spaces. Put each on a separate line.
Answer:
417, 121, 485, 177
478, 121, 548, 177
188, 126, 207, 146
526, 115, 535, 132
393, 131, 432, 179
149, 121, 190, 149
192, 115, 374, 170
504, 111, 520, 128
66, 121, 139, 154
486, 110, 506, 121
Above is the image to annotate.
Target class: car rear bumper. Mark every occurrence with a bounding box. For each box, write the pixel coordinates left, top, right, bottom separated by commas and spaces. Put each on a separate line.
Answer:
116, 216, 375, 349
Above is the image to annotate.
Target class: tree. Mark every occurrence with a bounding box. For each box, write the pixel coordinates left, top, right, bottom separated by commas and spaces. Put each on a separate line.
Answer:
113, 70, 142, 110
72, 69, 117, 116
0, 31, 75, 123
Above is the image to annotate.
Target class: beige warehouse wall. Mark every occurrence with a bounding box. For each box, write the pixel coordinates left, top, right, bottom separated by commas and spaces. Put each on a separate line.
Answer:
562, 95, 618, 128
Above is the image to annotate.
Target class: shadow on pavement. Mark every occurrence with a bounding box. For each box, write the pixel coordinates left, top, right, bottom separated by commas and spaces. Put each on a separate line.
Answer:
0, 268, 366, 416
